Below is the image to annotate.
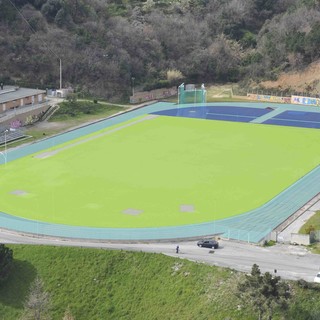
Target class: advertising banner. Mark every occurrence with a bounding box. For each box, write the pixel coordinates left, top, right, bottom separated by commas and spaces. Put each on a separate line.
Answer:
247, 94, 291, 104
291, 95, 320, 106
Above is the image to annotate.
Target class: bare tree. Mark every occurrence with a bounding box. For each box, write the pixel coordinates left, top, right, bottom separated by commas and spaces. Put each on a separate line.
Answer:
21, 276, 51, 320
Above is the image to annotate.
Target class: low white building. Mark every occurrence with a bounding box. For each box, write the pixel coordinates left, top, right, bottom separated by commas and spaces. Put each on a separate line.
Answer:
0, 85, 46, 114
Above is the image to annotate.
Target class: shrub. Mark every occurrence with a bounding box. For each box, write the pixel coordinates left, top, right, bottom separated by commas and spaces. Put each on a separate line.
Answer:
167, 69, 184, 82
263, 240, 276, 247
305, 225, 316, 235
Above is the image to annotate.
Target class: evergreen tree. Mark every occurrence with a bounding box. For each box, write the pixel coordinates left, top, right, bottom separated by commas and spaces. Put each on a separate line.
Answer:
0, 243, 13, 283
237, 264, 291, 320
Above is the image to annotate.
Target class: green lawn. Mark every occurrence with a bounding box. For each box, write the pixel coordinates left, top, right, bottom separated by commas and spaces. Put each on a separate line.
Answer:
0, 245, 270, 320
0, 245, 244, 320
1, 115, 320, 228
1, 245, 320, 320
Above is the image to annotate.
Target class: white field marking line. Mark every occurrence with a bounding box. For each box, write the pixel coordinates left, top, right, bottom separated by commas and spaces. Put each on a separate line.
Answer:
34, 114, 159, 159
269, 117, 320, 124
206, 112, 255, 119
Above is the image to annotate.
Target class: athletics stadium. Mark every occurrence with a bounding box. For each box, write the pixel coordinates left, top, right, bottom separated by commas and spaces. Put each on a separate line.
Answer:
0, 99, 320, 243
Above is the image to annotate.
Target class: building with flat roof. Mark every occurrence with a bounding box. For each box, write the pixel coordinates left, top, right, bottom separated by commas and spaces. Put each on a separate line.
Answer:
0, 85, 46, 114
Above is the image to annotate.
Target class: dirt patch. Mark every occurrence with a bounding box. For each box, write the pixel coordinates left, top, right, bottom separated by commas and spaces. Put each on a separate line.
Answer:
10, 190, 28, 196
32, 120, 75, 131
259, 61, 320, 94
123, 209, 143, 216
180, 205, 195, 213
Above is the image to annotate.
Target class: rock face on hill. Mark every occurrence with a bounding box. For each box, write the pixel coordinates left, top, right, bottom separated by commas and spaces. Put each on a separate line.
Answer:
259, 61, 320, 96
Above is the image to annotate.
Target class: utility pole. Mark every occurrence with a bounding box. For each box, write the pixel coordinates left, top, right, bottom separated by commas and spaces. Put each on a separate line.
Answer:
59, 59, 62, 89
131, 77, 135, 96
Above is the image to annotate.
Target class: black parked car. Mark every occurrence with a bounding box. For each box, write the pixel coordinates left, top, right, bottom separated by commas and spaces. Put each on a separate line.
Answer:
197, 239, 219, 249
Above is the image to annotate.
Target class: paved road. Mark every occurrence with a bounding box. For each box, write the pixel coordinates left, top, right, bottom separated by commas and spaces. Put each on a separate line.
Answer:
1, 228, 319, 282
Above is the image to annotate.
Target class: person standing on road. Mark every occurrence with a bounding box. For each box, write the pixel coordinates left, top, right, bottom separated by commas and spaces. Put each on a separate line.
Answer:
176, 245, 179, 254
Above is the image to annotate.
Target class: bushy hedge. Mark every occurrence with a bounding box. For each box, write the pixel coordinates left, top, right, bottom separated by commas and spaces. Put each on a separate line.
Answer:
50, 100, 107, 120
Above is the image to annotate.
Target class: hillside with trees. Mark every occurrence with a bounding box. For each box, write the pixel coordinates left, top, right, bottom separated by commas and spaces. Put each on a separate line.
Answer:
0, 0, 320, 100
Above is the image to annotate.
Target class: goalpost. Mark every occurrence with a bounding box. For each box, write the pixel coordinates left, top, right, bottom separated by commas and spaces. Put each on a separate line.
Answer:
178, 83, 207, 104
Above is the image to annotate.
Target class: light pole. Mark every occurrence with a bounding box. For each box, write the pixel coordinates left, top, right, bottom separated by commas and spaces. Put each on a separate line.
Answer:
0, 129, 9, 166
59, 58, 62, 90
131, 77, 135, 96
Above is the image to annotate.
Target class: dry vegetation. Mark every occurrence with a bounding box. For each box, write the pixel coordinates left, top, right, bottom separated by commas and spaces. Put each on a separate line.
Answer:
1, 1, 320, 101
259, 61, 320, 95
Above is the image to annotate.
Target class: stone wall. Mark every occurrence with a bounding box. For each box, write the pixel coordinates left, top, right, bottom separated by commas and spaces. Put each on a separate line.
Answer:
130, 87, 177, 104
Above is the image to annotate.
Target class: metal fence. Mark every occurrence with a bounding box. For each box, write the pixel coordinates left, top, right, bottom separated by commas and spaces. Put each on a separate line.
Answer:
0, 211, 272, 243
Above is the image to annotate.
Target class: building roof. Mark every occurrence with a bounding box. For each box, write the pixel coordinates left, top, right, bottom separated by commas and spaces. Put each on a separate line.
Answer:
0, 86, 46, 104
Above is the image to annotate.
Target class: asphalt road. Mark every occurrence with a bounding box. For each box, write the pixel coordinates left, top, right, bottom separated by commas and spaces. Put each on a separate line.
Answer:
1, 228, 320, 282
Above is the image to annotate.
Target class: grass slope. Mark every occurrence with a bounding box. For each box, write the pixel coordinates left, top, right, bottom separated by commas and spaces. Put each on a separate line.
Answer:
0, 245, 320, 320
299, 211, 320, 254
299, 211, 320, 234
0, 245, 245, 320
1, 115, 320, 228
49, 101, 127, 122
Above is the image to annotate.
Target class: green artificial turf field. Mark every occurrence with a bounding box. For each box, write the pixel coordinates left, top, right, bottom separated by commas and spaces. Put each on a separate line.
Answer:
1, 114, 320, 228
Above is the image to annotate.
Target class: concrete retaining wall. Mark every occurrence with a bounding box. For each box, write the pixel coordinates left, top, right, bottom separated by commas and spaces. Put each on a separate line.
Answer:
291, 233, 311, 245
0, 104, 50, 128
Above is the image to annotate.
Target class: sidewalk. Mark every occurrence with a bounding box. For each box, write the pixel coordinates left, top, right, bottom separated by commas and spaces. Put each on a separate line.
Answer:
278, 200, 320, 243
